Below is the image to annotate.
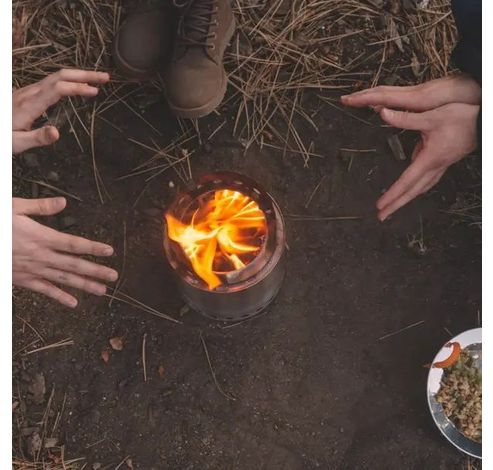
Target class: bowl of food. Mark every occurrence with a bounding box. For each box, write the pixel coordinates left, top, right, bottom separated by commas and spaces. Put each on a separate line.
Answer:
427, 328, 482, 458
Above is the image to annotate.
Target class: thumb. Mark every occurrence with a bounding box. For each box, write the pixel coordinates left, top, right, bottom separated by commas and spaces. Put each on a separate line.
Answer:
12, 126, 60, 154
14, 197, 67, 216
380, 108, 431, 131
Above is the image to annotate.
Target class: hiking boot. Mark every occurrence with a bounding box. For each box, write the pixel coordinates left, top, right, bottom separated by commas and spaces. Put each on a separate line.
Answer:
164, 0, 235, 118
113, 6, 174, 80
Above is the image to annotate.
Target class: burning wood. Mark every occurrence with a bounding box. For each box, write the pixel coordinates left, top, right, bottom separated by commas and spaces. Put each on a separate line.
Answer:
166, 189, 267, 289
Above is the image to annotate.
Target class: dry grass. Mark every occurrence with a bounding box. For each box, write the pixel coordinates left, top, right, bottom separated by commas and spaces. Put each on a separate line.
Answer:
12, 0, 457, 170
224, 0, 456, 162
13, 383, 85, 469
445, 190, 482, 228
12, 458, 85, 470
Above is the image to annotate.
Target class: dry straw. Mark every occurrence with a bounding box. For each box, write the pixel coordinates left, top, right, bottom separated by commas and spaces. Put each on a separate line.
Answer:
13, 0, 456, 171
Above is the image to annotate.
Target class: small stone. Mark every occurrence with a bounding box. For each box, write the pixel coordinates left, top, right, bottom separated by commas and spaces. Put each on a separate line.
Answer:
44, 437, 58, 448
61, 216, 77, 228
101, 349, 110, 363
46, 171, 60, 182
109, 336, 124, 351
92, 464, 102, 470
179, 304, 190, 317
168, 181, 175, 189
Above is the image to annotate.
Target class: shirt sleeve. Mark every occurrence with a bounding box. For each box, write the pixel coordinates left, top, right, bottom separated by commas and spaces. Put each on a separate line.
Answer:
451, 0, 482, 85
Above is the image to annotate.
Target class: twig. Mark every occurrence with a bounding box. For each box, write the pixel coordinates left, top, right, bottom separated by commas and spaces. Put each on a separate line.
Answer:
142, 333, 148, 382
340, 148, 377, 153
304, 175, 326, 209
378, 320, 425, 341
23, 338, 74, 356
287, 214, 362, 221
104, 291, 181, 324
200, 332, 236, 401
13, 176, 83, 202
16, 315, 45, 344
115, 455, 131, 470
85, 438, 107, 449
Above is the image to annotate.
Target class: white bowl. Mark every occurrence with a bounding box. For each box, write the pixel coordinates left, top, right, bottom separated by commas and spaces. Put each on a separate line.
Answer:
427, 327, 482, 459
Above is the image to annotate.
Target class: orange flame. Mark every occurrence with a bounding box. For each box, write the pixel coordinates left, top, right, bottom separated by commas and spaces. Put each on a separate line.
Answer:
166, 189, 267, 289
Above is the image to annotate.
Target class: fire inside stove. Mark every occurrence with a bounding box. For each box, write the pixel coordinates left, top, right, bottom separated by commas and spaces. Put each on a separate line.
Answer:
165, 189, 267, 290
163, 172, 285, 321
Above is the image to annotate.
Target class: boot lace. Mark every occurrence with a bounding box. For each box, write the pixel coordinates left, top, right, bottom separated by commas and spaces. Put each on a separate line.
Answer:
176, 0, 218, 49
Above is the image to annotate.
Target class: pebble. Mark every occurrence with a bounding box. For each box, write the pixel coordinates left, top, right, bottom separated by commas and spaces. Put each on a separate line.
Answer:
61, 216, 77, 228
46, 171, 60, 182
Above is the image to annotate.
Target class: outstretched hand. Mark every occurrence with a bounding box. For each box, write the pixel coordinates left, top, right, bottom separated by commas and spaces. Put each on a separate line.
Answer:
341, 74, 480, 220
13, 197, 118, 308
12, 69, 110, 154
373, 104, 479, 221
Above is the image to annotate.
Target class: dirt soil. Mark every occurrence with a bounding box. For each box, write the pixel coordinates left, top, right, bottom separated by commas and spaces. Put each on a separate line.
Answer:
13, 89, 481, 469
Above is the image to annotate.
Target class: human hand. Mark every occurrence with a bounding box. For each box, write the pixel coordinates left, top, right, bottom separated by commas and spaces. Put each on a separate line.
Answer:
12, 69, 110, 154
13, 197, 118, 308
341, 74, 481, 112
374, 103, 479, 221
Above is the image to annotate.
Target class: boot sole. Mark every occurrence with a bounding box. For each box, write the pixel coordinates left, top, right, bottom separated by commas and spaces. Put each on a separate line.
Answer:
167, 15, 236, 119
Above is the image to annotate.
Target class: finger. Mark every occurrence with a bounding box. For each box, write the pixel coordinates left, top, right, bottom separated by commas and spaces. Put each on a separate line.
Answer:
48, 69, 110, 85
378, 171, 440, 221
41, 81, 100, 108
15, 197, 66, 216
51, 231, 114, 257
341, 86, 423, 110
421, 170, 444, 193
41, 268, 107, 296
22, 278, 78, 308
46, 252, 118, 282
379, 107, 431, 131
12, 126, 59, 154
376, 158, 428, 211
